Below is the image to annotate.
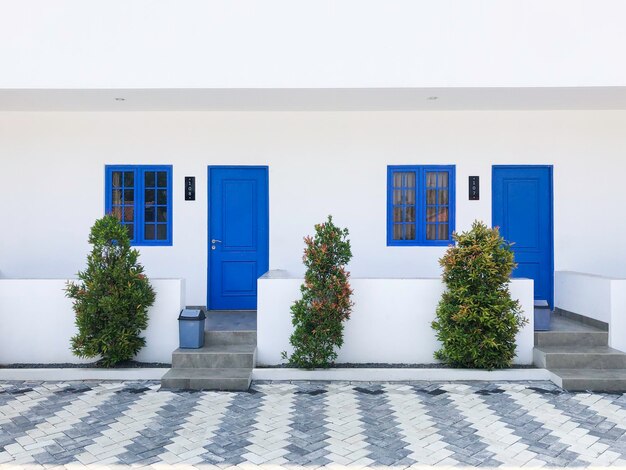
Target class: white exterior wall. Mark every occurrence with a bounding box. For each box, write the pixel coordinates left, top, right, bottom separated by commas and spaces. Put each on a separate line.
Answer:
1, 1, 626, 89
0, 279, 184, 364
555, 271, 626, 353
1, 111, 626, 305
555, 272, 613, 325
611, 283, 626, 354
257, 272, 534, 365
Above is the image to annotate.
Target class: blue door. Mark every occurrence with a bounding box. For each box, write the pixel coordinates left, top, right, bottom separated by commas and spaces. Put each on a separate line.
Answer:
492, 166, 553, 308
208, 167, 269, 310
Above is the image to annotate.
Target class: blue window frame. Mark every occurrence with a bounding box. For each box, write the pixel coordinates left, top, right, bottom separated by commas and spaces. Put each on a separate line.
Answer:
387, 165, 455, 246
105, 165, 173, 246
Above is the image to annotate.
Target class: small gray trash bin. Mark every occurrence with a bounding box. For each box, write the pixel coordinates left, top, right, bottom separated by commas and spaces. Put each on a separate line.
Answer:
534, 300, 551, 331
178, 308, 206, 349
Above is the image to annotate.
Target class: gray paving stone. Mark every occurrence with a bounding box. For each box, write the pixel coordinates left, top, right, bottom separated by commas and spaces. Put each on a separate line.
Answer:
1, 380, 626, 467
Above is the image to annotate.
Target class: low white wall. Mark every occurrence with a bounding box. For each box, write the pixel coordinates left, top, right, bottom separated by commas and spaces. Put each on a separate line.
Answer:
611, 283, 626, 354
0, 279, 184, 364
257, 271, 534, 366
555, 271, 626, 353
554, 271, 612, 324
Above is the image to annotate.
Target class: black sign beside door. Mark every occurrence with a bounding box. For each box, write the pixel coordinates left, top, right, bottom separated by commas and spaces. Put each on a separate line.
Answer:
469, 176, 479, 200
185, 177, 195, 201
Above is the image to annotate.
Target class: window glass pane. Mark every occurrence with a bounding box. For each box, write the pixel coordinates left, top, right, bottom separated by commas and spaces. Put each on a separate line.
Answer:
438, 224, 449, 240
124, 172, 134, 188
427, 189, 436, 205
145, 207, 155, 222
107, 166, 172, 245
388, 166, 454, 245
157, 224, 167, 240
393, 190, 402, 205
405, 224, 416, 240
112, 189, 122, 205
438, 189, 449, 205
157, 189, 167, 205
406, 206, 415, 223
405, 188, 415, 205
438, 207, 449, 222
157, 171, 168, 187
393, 224, 403, 240
426, 224, 436, 240
157, 206, 167, 223
393, 207, 402, 223
144, 224, 155, 240
145, 172, 155, 187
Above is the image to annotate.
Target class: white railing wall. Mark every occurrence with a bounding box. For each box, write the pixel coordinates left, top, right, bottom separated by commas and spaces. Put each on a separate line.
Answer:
257, 270, 535, 366
555, 271, 626, 352
0, 279, 185, 364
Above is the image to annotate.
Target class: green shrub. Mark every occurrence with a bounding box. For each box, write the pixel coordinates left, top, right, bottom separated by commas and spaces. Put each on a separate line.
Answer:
65, 215, 155, 367
431, 221, 527, 369
282, 216, 353, 368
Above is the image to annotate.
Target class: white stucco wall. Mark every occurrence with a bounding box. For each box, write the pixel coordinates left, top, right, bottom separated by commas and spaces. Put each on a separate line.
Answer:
257, 272, 534, 365
0, 279, 184, 364
555, 271, 613, 325
611, 283, 626, 354
555, 271, 626, 353
1, 1, 626, 89
1, 111, 626, 305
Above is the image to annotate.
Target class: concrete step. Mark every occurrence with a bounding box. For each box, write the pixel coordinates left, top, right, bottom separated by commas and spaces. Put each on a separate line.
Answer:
550, 369, 626, 393
534, 316, 608, 347
205, 330, 256, 346
534, 346, 626, 369
172, 344, 256, 369
161, 368, 251, 391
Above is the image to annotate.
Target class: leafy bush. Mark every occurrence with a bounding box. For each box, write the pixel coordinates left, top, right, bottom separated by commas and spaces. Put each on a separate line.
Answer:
283, 216, 353, 368
431, 221, 527, 369
65, 215, 155, 367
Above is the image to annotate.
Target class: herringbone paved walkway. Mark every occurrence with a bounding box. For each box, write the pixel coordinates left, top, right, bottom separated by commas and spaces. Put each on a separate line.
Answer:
2, 380, 626, 468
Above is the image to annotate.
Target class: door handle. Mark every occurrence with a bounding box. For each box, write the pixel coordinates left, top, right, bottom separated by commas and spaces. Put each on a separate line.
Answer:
211, 239, 222, 244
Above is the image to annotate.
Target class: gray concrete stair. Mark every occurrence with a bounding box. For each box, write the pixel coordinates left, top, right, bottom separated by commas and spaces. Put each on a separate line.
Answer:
161, 310, 258, 391
535, 312, 626, 392
161, 368, 252, 391
534, 346, 626, 369
535, 316, 608, 347
172, 344, 256, 369
205, 330, 256, 346
550, 369, 626, 393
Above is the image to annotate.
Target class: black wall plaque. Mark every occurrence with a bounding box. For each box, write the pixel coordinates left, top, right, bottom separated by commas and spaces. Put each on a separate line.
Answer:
185, 177, 196, 201
469, 176, 480, 200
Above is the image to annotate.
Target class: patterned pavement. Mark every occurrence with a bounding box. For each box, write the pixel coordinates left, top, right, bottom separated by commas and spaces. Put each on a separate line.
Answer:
2, 381, 626, 468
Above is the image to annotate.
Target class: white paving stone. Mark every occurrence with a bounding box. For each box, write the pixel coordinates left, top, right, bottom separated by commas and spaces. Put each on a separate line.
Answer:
0, 380, 625, 469
502, 384, 603, 465
384, 384, 458, 465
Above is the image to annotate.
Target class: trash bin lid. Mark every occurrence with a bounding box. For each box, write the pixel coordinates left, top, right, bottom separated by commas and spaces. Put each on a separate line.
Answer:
178, 308, 206, 320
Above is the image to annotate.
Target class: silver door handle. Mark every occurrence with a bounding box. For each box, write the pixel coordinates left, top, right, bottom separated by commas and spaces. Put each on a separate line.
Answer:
211, 239, 222, 244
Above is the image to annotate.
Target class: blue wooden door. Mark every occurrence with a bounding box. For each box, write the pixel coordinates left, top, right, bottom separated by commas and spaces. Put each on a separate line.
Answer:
492, 166, 553, 308
208, 167, 269, 310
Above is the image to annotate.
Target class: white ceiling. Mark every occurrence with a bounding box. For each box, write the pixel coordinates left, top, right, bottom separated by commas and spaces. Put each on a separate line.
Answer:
1, 87, 626, 111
